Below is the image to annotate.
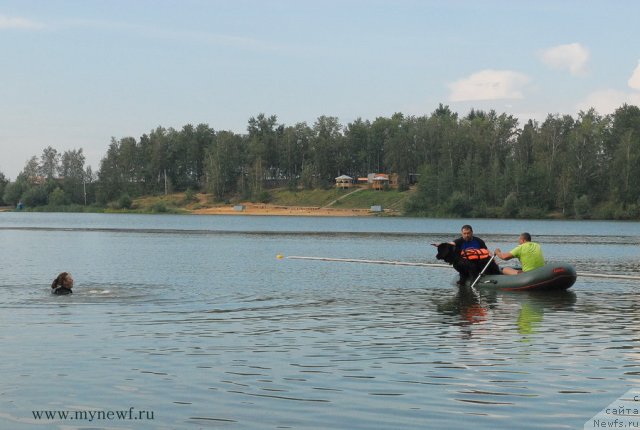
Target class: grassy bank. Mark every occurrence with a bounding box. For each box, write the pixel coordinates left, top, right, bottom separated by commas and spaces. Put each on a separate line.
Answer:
125, 187, 416, 214
2, 187, 416, 215
269, 187, 412, 209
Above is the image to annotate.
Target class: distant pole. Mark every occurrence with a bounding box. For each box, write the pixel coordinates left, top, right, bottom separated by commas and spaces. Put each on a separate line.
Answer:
164, 169, 168, 195
83, 178, 87, 206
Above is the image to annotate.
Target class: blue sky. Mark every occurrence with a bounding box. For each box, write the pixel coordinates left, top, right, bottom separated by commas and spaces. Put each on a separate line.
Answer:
1, 0, 639, 180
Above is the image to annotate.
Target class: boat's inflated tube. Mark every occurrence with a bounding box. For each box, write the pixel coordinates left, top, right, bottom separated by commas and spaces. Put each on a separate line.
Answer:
471, 262, 577, 291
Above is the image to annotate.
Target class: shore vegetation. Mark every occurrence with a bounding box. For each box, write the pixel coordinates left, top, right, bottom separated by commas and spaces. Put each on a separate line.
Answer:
2, 103, 640, 219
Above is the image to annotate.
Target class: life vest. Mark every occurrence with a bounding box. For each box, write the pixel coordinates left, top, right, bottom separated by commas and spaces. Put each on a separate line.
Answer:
461, 248, 491, 261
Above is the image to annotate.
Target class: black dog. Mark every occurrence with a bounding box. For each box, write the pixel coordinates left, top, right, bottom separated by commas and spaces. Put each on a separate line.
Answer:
435, 243, 500, 285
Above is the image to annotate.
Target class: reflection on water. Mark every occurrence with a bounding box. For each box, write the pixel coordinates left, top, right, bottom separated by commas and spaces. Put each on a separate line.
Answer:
1, 214, 640, 429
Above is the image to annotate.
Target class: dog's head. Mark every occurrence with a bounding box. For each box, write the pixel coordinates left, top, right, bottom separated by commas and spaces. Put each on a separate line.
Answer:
436, 242, 459, 264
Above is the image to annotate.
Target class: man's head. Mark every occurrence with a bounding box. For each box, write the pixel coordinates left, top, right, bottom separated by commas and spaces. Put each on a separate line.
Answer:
519, 232, 532, 243
461, 225, 474, 242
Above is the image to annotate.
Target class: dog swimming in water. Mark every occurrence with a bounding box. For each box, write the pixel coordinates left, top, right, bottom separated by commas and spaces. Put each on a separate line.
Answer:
51, 272, 74, 295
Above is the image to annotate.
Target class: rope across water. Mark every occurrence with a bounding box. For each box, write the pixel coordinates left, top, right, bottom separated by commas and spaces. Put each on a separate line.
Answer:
283, 255, 640, 281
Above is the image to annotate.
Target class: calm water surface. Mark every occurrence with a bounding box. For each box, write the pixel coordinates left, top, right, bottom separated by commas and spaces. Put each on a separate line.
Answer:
1, 213, 640, 429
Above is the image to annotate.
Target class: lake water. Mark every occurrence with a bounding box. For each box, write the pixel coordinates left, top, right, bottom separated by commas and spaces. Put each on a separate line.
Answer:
1, 213, 640, 429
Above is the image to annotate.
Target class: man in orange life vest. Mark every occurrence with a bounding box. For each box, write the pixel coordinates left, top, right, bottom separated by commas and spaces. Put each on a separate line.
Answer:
441, 224, 497, 283
453, 224, 489, 253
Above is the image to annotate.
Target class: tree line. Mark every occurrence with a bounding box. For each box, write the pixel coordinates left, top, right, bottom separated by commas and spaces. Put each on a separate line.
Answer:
1, 103, 639, 219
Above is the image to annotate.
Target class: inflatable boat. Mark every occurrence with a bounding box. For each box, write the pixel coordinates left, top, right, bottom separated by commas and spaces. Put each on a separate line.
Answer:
471, 262, 577, 291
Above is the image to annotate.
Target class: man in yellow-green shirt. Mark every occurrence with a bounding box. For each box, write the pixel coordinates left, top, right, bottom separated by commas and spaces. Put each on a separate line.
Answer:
494, 232, 545, 275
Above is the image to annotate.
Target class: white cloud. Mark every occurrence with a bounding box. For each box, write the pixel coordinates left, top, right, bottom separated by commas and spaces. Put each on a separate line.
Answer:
576, 89, 640, 115
0, 15, 43, 30
629, 60, 640, 90
448, 69, 530, 102
576, 62, 640, 115
540, 43, 589, 76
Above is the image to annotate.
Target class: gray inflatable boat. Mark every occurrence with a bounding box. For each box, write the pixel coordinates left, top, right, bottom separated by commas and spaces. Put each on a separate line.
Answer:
472, 262, 577, 291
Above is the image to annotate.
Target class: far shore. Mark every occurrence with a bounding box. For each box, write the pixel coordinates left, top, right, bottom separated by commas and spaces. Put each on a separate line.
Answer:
0, 203, 393, 217
191, 203, 389, 217
0, 188, 405, 216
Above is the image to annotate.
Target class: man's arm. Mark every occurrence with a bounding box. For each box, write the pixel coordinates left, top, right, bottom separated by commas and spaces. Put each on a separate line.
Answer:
494, 248, 514, 261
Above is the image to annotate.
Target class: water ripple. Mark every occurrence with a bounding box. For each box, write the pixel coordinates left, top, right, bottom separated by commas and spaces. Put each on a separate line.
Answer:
2, 216, 640, 430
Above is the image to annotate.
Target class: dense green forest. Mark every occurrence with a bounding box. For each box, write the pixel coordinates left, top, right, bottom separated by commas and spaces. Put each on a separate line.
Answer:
2, 103, 640, 219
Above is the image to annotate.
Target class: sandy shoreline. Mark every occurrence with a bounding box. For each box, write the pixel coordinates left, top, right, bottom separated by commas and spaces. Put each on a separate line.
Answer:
192, 203, 383, 216
0, 203, 393, 217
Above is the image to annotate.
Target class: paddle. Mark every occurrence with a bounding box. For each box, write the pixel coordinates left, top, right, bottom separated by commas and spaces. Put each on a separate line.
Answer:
469, 254, 496, 290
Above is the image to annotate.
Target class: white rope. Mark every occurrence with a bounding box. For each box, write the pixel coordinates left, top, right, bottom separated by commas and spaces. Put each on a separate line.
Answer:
574, 271, 640, 280
285, 255, 450, 268
285, 255, 640, 281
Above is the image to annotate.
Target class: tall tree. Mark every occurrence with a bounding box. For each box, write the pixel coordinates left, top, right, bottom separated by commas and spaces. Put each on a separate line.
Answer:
147, 126, 170, 194
0, 171, 8, 205
205, 131, 245, 199
23, 156, 40, 184
609, 104, 640, 207
280, 122, 313, 188
311, 116, 342, 187
60, 148, 87, 204
96, 137, 140, 203
192, 123, 215, 187
567, 109, 609, 204
39, 146, 60, 180
383, 113, 421, 190
247, 114, 279, 194
536, 114, 574, 214
344, 118, 372, 176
